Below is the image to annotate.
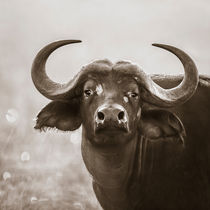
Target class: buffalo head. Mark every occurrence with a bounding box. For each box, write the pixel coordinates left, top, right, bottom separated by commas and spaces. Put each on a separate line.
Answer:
32, 40, 198, 143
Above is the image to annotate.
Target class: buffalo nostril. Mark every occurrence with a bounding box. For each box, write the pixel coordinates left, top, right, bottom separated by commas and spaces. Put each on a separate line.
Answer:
118, 111, 125, 120
98, 111, 105, 121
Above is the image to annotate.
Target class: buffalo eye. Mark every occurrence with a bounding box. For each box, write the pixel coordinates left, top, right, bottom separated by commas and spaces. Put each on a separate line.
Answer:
84, 89, 94, 97
128, 92, 139, 98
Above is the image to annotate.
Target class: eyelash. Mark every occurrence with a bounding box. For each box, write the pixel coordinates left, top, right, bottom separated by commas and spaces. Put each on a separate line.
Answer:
84, 89, 93, 97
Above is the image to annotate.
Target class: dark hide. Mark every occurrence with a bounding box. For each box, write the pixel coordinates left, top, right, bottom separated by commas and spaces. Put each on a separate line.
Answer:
151, 75, 210, 210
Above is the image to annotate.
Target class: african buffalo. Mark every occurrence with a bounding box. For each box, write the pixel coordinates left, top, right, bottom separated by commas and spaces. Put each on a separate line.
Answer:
31, 40, 210, 210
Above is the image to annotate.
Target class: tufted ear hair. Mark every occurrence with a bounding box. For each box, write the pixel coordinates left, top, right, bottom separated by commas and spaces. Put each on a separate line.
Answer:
34, 99, 82, 131
139, 109, 186, 144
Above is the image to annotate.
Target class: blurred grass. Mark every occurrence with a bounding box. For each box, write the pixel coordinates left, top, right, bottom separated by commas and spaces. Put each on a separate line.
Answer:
0, 112, 102, 210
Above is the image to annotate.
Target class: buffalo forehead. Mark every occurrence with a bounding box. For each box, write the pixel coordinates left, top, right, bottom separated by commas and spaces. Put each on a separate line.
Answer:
82, 60, 141, 85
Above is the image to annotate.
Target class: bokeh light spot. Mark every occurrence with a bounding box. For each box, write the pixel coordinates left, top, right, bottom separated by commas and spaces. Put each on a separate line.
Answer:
21, 151, 30, 162
5, 108, 18, 123
3, 171, 11, 181
31, 196, 38, 203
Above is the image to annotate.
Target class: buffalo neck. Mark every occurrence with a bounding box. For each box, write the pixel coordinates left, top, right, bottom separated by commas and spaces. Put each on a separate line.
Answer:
81, 128, 141, 208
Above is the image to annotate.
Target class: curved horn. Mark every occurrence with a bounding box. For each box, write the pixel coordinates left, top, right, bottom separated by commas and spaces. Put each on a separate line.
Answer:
140, 44, 199, 107
31, 40, 82, 100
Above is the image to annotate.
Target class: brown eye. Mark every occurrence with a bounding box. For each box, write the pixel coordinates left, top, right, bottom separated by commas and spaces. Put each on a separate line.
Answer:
131, 93, 138, 98
84, 89, 93, 97
128, 92, 138, 98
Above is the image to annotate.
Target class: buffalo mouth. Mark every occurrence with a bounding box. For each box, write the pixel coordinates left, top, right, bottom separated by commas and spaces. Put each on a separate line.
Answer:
95, 122, 129, 135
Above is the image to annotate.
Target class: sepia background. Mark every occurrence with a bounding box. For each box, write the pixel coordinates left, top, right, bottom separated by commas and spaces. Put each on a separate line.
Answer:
0, 0, 210, 209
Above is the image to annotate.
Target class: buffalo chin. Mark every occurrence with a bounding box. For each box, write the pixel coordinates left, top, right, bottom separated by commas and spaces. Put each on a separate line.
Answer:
95, 126, 128, 135
89, 126, 133, 147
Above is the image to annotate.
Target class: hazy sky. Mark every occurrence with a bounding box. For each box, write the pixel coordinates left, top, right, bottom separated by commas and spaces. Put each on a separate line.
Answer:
0, 0, 210, 104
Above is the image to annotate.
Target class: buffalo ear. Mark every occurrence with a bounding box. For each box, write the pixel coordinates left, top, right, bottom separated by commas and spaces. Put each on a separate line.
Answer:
34, 99, 82, 131
139, 109, 186, 144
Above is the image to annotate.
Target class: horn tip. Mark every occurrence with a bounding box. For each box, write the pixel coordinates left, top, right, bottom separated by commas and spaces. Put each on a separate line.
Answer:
152, 43, 163, 47
63, 39, 82, 44
74, 40, 82, 43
